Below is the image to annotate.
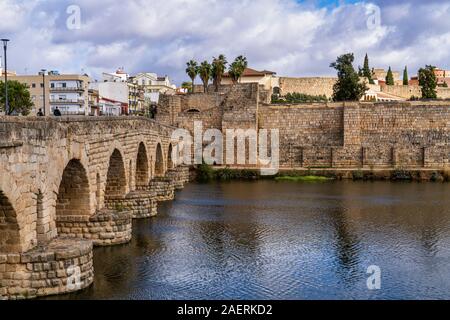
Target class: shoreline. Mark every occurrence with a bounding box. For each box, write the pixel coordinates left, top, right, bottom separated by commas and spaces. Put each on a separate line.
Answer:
193, 165, 450, 182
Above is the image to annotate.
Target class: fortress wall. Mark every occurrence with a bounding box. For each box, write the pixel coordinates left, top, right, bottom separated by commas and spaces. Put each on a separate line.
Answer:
437, 88, 450, 99
278, 77, 337, 98
258, 102, 450, 168
380, 85, 422, 99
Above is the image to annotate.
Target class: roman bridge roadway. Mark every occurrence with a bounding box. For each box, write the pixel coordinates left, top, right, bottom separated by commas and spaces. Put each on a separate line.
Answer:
0, 116, 190, 299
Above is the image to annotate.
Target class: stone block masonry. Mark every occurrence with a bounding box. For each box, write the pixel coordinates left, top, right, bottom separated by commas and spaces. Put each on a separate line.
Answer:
0, 116, 190, 299
0, 238, 93, 300
56, 209, 132, 246
158, 83, 450, 170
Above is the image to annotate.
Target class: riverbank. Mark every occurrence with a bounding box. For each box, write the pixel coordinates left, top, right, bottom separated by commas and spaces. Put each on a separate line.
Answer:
193, 165, 450, 182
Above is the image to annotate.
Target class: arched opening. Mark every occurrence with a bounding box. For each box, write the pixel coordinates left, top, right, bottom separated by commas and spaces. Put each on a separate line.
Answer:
167, 144, 174, 169
155, 143, 164, 176
186, 109, 201, 113
56, 159, 90, 216
105, 149, 127, 199
0, 190, 20, 253
273, 86, 281, 95
136, 142, 149, 188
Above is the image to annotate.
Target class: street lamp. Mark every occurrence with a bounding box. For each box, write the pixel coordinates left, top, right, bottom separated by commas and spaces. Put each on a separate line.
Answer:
1, 39, 10, 115
40, 69, 46, 116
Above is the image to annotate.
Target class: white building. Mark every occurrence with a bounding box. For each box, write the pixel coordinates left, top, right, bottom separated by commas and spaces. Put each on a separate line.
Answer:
89, 70, 130, 115
132, 73, 176, 103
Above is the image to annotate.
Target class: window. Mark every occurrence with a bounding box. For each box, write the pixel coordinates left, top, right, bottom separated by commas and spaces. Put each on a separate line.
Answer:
32, 96, 36, 101
32, 83, 36, 88
62, 83, 67, 88
40, 95, 44, 101
40, 83, 44, 88
51, 83, 55, 88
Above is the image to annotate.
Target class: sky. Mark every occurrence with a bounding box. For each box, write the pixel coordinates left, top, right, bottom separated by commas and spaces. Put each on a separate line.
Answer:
0, 0, 449, 85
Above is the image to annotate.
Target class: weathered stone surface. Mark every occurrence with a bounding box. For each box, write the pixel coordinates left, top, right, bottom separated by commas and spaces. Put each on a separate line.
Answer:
0, 117, 189, 299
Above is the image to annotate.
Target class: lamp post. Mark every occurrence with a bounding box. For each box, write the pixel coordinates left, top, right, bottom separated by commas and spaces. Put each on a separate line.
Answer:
1, 39, 10, 115
40, 69, 46, 116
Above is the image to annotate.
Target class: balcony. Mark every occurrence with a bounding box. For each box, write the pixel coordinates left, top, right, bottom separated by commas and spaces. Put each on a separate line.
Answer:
50, 87, 85, 92
50, 99, 85, 105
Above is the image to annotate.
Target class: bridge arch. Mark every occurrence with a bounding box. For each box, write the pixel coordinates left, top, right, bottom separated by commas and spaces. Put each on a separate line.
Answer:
105, 148, 127, 199
154, 143, 165, 177
56, 159, 91, 217
136, 142, 150, 188
167, 143, 174, 170
0, 190, 20, 253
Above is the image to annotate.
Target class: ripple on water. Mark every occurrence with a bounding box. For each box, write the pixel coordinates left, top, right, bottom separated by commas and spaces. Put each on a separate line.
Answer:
44, 181, 450, 300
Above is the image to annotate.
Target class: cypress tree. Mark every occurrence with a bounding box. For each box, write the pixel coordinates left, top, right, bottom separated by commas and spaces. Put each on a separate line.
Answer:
385, 67, 395, 85
403, 66, 409, 86
362, 54, 374, 84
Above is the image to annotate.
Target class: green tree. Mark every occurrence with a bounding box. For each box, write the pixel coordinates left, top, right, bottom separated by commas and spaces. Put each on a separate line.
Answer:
181, 81, 192, 92
403, 66, 409, 86
385, 66, 395, 85
198, 61, 212, 93
185, 60, 199, 93
362, 53, 374, 84
330, 53, 368, 102
418, 65, 438, 99
228, 55, 248, 84
0, 80, 33, 115
211, 54, 227, 92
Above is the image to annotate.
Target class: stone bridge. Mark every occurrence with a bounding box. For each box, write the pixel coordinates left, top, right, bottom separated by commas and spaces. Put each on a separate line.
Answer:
0, 117, 190, 299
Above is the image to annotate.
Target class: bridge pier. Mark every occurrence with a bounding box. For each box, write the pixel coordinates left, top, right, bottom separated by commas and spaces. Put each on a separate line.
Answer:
106, 190, 158, 219
0, 238, 93, 300
149, 176, 175, 202
56, 209, 132, 246
166, 166, 191, 190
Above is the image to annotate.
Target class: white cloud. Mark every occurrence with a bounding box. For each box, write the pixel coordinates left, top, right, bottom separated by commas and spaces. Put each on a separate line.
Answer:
0, 0, 449, 84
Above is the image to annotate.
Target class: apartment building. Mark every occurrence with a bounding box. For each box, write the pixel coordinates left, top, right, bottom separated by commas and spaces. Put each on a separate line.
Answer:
132, 73, 176, 103
9, 71, 90, 115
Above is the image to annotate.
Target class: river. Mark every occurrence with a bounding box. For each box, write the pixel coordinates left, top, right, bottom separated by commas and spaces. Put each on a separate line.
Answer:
47, 180, 450, 300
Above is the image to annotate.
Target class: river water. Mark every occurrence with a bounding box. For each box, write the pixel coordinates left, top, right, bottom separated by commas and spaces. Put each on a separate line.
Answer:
49, 180, 450, 300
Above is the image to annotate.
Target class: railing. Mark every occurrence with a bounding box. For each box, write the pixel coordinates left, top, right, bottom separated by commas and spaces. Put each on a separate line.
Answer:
50, 99, 85, 104
50, 87, 85, 92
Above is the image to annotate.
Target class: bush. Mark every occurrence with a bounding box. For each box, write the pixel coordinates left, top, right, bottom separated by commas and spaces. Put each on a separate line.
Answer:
196, 163, 214, 182
271, 92, 328, 104
391, 169, 412, 181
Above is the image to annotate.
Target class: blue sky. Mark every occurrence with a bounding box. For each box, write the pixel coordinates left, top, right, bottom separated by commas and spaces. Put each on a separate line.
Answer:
0, 0, 449, 85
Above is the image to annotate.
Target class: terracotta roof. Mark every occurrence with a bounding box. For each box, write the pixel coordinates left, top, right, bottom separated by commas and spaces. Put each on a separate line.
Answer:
223, 68, 276, 78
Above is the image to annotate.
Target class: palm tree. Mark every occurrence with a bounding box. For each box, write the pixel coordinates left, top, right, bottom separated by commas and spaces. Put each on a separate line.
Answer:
185, 60, 199, 93
211, 54, 227, 92
228, 55, 248, 84
198, 61, 212, 93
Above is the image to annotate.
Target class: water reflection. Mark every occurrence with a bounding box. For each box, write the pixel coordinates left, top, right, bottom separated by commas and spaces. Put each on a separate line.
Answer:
45, 180, 450, 300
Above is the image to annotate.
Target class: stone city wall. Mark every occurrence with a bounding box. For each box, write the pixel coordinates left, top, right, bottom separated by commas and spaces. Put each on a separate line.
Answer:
278, 77, 337, 98
380, 85, 422, 99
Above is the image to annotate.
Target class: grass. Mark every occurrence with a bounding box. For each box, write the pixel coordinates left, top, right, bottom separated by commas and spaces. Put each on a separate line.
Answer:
275, 175, 334, 182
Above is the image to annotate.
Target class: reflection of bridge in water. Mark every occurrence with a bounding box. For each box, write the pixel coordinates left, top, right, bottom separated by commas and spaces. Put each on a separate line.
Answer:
0, 117, 189, 299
